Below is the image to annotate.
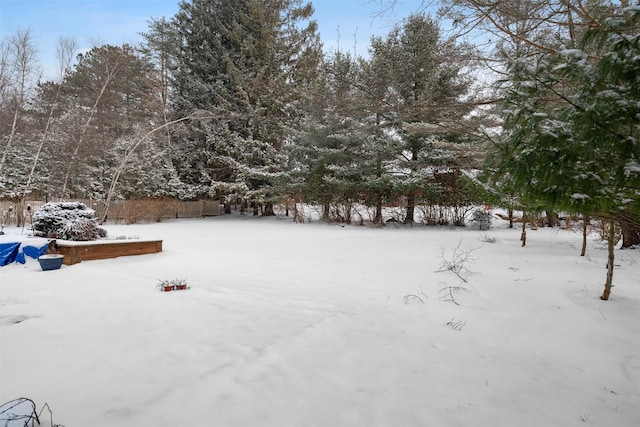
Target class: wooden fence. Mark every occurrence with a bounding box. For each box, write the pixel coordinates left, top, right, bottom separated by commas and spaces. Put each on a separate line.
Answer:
0, 198, 220, 226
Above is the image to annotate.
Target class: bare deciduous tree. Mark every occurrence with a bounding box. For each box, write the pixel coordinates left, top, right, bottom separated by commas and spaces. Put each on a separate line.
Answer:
0, 29, 40, 174
24, 36, 78, 192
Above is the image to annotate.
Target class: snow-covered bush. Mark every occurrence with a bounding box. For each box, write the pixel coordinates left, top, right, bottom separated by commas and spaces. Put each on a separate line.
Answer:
470, 208, 492, 231
33, 202, 107, 240
61, 217, 108, 241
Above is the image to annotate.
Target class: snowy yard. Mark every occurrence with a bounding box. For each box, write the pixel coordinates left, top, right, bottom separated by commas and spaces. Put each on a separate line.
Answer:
1, 215, 638, 427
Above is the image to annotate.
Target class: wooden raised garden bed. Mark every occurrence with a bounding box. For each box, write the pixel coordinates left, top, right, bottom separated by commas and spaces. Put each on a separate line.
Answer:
55, 239, 163, 265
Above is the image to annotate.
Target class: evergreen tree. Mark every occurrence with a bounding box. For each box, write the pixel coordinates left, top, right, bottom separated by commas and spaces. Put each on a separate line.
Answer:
289, 49, 400, 224
487, 5, 640, 299
169, 0, 321, 212
367, 14, 479, 224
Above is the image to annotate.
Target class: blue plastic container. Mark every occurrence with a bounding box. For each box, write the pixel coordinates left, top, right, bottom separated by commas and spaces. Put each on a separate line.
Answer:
38, 254, 64, 271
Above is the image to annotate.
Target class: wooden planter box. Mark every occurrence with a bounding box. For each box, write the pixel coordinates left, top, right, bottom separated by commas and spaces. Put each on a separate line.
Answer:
55, 239, 163, 265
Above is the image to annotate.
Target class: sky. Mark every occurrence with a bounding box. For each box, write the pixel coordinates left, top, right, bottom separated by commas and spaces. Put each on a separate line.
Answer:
0, 0, 428, 81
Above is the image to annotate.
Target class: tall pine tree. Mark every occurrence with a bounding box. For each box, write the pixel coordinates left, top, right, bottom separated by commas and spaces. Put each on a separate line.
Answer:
367, 14, 479, 224
169, 0, 322, 212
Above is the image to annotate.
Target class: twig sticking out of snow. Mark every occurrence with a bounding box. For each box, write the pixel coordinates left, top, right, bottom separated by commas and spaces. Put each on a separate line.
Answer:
439, 283, 470, 305
446, 317, 467, 331
403, 285, 428, 304
403, 294, 425, 304
578, 413, 590, 423
478, 233, 497, 244
435, 241, 479, 283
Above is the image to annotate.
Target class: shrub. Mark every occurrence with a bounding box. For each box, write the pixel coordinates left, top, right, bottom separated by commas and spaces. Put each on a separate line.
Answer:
470, 208, 492, 231
33, 202, 107, 240
61, 218, 108, 241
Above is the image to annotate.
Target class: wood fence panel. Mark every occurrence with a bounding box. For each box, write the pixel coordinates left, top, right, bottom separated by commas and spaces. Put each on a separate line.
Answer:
0, 198, 219, 227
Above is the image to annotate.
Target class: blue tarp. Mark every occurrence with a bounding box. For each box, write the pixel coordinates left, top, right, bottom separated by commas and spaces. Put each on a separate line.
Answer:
0, 241, 50, 266
0, 242, 21, 266
16, 243, 50, 264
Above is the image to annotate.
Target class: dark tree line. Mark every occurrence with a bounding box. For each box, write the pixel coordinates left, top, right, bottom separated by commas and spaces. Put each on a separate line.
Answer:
0, 0, 487, 226
1, 1, 637, 235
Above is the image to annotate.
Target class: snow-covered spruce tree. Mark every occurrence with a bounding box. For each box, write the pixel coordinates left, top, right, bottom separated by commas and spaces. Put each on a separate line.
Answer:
313, 52, 374, 222
487, 5, 640, 300
289, 50, 399, 224
169, 0, 322, 214
32, 202, 106, 240
357, 48, 408, 225
0, 134, 36, 198
484, 43, 573, 245
366, 14, 481, 225
292, 116, 376, 223
567, 9, 640, 298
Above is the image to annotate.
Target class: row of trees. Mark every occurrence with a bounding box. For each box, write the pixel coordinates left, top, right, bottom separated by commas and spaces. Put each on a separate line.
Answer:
0, 0, 487, 225
1, 0, 638, 234
440, 0, 640, 299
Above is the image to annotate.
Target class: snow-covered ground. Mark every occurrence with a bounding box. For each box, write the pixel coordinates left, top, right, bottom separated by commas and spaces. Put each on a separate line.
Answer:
1, 215, 638, 427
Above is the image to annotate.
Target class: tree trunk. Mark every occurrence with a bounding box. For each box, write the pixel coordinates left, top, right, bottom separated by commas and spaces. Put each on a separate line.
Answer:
601, 219, 616, 301
620, 217, 640, 248
508, 208, 514, 229
520, 210, 527, 247
581, 215, 589, 256
263, 202, 275, 217
345, 203, 352, 224
546, 210, 559, 227
374, 195, 383, 225
293, 194, 303, 223
405, 193, 415, 224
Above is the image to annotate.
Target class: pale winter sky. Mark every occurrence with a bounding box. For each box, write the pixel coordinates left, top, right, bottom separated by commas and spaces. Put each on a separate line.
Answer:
0, 0, 432, 81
